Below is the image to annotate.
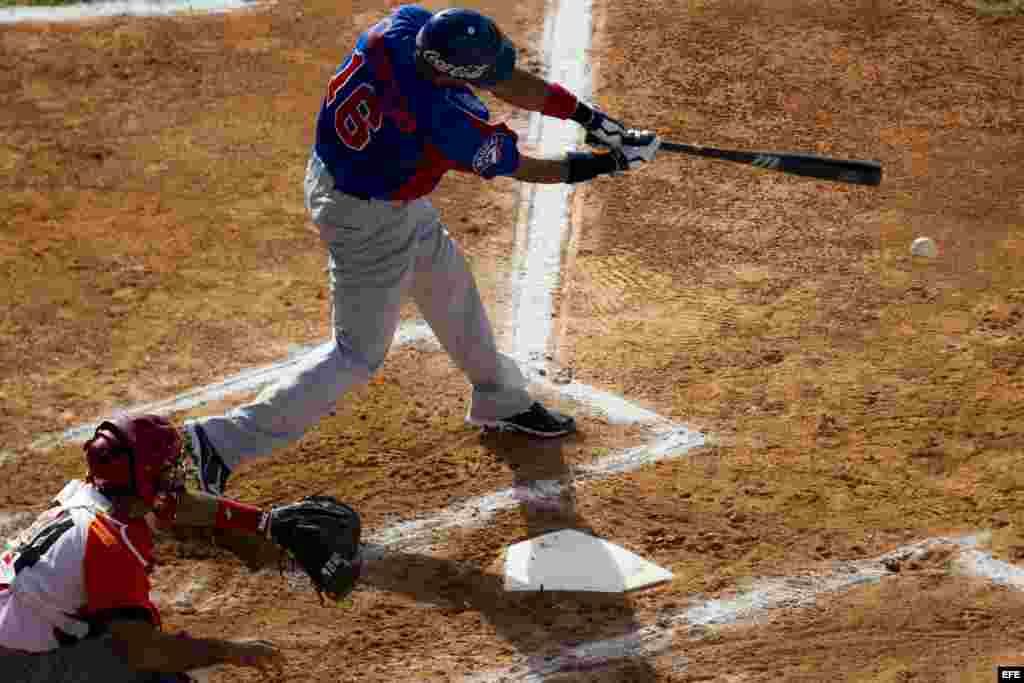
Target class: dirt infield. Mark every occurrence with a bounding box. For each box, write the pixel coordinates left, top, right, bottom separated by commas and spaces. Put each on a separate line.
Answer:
2, 0, 1023, 680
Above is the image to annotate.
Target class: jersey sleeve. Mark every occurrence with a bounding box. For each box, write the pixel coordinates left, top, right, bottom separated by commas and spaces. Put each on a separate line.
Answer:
429, 88, 520, 179
392, 4, 432, 27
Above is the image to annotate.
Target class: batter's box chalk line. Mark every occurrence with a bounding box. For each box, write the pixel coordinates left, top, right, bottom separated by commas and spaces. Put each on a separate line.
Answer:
364, 416, 704, 553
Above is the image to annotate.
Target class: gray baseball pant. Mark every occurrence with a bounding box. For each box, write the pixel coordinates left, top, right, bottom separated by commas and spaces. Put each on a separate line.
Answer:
0, 636, 183, 682
195, 153, 532, 468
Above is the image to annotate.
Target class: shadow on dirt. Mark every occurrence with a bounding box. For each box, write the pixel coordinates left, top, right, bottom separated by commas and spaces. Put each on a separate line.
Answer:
165, 430, 661, 679
360, 431, 659, 681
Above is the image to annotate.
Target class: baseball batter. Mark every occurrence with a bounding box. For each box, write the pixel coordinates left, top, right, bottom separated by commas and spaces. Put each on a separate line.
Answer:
184, 5, 661, 495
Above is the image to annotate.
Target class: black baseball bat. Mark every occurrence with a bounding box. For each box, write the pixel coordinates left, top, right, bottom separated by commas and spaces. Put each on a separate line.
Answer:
659, 141, 882, 186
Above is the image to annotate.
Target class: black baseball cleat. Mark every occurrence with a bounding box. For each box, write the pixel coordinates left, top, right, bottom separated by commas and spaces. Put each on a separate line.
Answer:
183, 422, 231, 496
472, 402, 577, 438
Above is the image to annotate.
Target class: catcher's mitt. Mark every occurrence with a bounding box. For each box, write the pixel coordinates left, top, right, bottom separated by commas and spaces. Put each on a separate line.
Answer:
267, 495, 362, 602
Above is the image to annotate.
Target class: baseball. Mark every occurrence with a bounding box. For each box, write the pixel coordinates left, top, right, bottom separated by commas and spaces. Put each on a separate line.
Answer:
910, 236, 938, 258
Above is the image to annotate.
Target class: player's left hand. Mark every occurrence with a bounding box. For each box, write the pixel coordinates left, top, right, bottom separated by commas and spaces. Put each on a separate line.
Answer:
582, 107, 629, 149
268, 495, 362, 603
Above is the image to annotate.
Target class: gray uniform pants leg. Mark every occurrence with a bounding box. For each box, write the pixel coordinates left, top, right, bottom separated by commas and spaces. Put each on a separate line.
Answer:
196, 154, 531, 467
1, 636, 168, 683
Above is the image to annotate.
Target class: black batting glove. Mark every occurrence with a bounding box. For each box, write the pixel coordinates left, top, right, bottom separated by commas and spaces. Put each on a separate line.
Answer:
571, 102, 629, 149
567, 151, 621, 183
566, 130, 661, 183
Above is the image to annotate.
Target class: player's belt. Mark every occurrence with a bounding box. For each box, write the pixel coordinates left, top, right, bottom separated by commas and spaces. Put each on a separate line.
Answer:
343, 190, 378, 201
346, 193, 409, 206
338, 185, 409, 206
310, 151, 408, 205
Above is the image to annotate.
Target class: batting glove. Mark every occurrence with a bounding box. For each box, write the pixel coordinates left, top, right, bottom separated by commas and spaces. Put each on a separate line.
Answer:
566, 131, 661, 183
609, 130, 662, 170
571, 103, 629, 149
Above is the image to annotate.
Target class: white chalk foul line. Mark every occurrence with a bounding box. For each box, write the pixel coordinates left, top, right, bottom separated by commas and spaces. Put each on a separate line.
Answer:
467, 534, 1023, 681
510, 0, 593, 369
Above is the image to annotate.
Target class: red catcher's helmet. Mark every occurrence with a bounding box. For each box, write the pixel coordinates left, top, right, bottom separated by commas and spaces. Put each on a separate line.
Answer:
84, 414, 184, 511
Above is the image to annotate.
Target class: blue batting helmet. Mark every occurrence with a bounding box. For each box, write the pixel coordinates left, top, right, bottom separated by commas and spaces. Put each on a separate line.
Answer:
415, 8, 516, 85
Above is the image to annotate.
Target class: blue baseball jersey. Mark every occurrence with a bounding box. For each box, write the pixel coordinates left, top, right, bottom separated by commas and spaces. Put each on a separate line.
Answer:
313, 5, 520, 201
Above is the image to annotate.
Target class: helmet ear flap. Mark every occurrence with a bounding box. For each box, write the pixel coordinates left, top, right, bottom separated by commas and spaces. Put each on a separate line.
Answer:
83, 414, 183, 513
84, 421, 137, 497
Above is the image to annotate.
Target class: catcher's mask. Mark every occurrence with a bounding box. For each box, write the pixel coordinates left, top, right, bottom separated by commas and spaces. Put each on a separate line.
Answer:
84, 414, 185, 523
414, 8, 516, 86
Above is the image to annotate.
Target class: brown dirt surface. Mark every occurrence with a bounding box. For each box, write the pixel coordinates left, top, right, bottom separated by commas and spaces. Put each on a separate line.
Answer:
2, 0, 1024, 681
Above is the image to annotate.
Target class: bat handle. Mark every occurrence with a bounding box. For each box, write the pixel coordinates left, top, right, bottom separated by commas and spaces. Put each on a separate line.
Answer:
584, 131, 653, 148
584, 131, 608, 148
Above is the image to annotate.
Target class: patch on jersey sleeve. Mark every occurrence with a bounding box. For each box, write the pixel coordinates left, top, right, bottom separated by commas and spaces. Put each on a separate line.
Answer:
473, 133, 505, 176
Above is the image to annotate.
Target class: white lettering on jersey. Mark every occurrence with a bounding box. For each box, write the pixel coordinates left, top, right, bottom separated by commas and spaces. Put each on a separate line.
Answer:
421, 50, 490, 80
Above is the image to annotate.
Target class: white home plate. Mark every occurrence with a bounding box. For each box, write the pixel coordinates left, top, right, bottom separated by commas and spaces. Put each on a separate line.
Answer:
504, 529, 673, 592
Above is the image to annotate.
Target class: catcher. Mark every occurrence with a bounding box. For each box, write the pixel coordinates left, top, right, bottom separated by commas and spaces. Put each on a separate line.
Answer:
0, 413, 362, 682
